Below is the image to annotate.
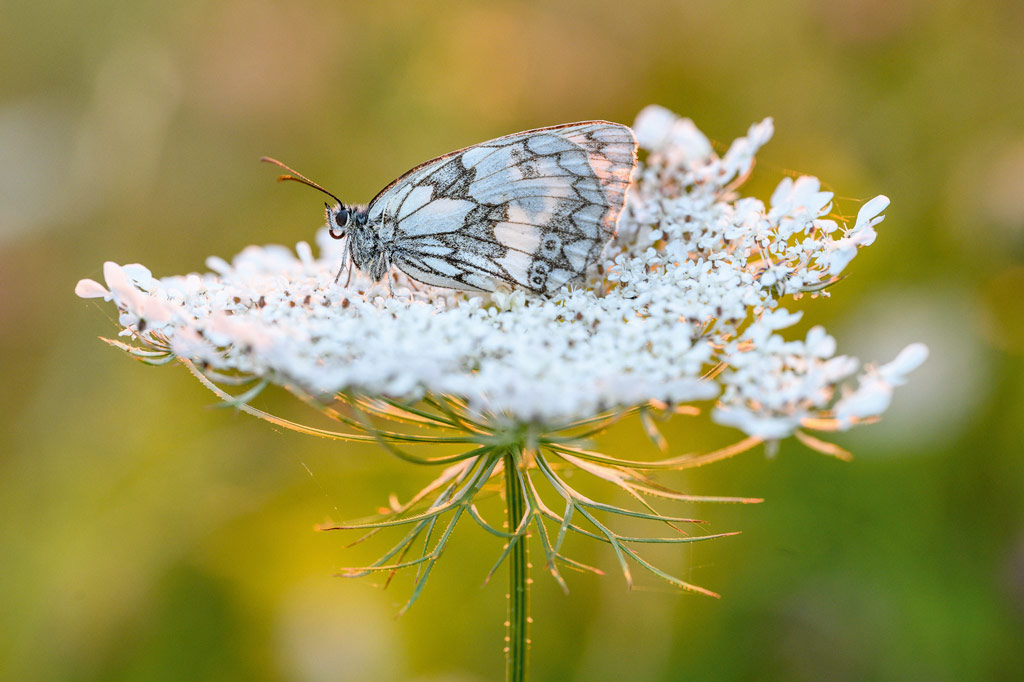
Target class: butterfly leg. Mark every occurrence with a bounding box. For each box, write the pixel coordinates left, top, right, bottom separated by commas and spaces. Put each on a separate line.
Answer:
336, 239, 355, 286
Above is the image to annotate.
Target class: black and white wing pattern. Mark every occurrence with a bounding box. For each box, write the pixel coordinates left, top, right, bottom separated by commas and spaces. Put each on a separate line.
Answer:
365, 121, 638, 294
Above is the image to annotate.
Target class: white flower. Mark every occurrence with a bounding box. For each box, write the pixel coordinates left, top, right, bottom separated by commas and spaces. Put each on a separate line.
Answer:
879, 342, 929, 385
75, 105, 930, 608
77, 106, 924, 436
832, 343, 929, 427
633, 104, 714, 166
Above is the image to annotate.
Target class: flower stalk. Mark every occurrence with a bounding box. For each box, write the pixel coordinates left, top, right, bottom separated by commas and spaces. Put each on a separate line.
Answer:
504, 448, 529, 682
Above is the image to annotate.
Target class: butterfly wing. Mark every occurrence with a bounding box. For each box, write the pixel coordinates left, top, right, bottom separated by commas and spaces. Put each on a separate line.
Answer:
366, 121, 637, 294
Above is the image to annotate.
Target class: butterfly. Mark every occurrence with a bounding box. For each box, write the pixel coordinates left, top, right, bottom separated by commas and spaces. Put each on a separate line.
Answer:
262, 121, 637, 295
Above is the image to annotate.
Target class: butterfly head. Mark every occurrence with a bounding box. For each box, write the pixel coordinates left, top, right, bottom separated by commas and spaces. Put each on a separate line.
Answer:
325, 202, 368, 240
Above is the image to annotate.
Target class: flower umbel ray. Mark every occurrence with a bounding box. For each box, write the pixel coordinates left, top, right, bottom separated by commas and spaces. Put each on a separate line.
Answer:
181, 354, 760, 608
77, 105, 927, 609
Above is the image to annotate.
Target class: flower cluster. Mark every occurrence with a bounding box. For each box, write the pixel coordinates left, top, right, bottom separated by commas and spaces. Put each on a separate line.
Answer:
76, 106, 929, 614
77, 105, 924, 439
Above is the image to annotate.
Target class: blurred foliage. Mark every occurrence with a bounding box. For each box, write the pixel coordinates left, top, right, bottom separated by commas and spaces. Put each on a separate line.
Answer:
2, 0, 1023, 680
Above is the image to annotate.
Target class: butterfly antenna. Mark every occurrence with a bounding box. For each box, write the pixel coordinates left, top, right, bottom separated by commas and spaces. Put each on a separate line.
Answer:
260, 156, 343, 205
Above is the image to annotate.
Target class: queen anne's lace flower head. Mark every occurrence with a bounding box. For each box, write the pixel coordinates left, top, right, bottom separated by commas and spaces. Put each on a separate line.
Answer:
76, 106, 926, 606
77, 105, 924, 437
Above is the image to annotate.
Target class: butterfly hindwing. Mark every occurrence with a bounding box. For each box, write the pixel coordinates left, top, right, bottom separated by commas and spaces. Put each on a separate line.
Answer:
366, 121, 638, 294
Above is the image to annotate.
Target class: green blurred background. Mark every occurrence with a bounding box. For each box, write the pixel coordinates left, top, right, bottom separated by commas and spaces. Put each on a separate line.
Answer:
3, 0, 1023, 680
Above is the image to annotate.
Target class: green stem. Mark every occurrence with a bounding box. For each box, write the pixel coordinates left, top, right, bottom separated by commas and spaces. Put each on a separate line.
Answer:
504, 449, 529, 682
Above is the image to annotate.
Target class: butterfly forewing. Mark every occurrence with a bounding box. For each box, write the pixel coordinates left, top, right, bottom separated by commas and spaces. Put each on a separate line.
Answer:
367, 121, 638, 294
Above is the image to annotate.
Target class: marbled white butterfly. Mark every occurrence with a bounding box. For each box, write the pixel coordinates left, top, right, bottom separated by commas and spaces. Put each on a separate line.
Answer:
263, 121, 637, 295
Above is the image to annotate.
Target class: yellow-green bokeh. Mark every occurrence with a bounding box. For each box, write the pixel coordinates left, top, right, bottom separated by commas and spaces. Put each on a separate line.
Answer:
3, 1, 1023, 680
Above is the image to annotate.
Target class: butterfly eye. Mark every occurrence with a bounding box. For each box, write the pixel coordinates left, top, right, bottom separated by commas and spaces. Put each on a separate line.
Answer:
334, 208, 351, 228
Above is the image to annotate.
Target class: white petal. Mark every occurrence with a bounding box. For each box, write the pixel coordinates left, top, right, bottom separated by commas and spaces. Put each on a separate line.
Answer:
854, 195, 890, 231
632, 105, 678, 149
75, 278, 109, 299
878, 343, 929, 385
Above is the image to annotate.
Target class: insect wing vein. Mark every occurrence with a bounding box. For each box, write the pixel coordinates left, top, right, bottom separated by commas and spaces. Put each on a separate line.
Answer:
369, 121, 637, 294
